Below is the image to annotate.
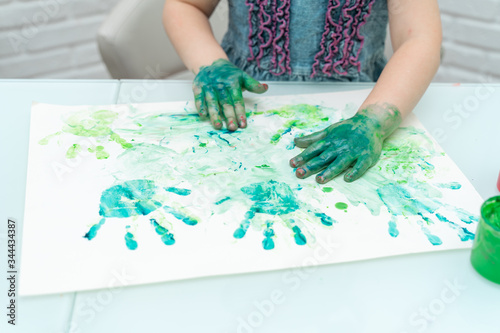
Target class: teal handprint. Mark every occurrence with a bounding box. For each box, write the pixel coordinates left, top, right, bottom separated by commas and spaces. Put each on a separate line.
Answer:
378, 182, 476, 244
84, 179, 198, 250
230, 180, 336, 250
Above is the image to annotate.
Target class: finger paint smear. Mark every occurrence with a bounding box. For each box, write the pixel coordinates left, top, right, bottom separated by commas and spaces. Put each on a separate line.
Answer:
39, 109, 133, 160
41, 101, 478, 251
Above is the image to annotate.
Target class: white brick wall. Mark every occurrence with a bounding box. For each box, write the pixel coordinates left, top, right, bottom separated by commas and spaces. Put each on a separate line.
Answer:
435, 0, 500, 82
0, 0, 120, 79
0, 0, 499, 81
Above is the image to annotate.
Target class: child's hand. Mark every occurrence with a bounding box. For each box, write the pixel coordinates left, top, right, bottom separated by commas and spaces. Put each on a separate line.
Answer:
289, 104, 402, 184
193, 59, 268, 131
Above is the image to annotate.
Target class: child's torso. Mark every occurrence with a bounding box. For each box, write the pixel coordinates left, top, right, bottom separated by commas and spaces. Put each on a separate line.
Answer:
221, 0, 389, 82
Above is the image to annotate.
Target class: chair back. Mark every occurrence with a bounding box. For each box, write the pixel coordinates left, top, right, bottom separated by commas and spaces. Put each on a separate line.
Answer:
98, 0, 229, 79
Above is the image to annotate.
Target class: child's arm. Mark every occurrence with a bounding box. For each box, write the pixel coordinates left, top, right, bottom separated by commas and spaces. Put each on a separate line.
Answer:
163, 0, 268, 131
163, 0, 225, 72
290, 0, 442, 183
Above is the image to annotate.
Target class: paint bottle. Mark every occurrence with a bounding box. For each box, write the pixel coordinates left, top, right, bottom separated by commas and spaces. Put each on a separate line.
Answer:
470, 196, 500, 284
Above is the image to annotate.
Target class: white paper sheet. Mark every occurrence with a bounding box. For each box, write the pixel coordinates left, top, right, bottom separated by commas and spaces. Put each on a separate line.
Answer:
20, 89, 483, 295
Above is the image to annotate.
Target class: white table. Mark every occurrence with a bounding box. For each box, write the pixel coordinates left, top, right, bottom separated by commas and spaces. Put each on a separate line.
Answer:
1, 80, 499, 333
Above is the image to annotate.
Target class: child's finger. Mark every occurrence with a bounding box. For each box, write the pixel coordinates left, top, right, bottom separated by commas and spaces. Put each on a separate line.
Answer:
192, 83, 207, 116
344, 155, 374, 182
289, 139, 327, 168
218, 87, 238, 131
204, 87, 223, 130
294, 128, 328, 148
316, 155, 356, 184
230, 87, 247, 128
242, 73, 268, 94
294, 150, 338, 179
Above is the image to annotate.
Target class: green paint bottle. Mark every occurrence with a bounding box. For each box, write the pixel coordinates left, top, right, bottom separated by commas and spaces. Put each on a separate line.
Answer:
470, 196, 500, 284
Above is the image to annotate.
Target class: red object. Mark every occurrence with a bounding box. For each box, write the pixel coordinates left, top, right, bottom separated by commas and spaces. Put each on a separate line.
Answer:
497, 170, 500, 192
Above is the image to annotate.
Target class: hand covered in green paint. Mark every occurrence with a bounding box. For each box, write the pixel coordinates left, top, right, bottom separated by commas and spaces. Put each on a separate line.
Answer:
193, 59, 268, 131
290, 104, 402, 184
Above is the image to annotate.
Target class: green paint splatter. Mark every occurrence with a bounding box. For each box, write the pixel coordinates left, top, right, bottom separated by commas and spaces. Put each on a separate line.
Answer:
150, 218, 175, 245
164, 187, 192, 196
124, 231, 138, 250
260, 104, 333, 144
379, 127, 436, 179
88, 145, 110, 159
63, 109, 117, 137
322, 187, 333, 193
39, 131, 62, 145
436, 182, 462, 190
66, 144, 81, 159
258, 104, 327, 120
255, 164, 271, 169
95, 146, 110, 159
270, 133, 282, 144
335, 202, 348, 210
41, 109, 133, 160
215, 197, 231, 205
109, 132, 133, 149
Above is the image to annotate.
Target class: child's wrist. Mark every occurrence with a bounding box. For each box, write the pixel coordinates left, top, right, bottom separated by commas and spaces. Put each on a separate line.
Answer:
192, 57, 230, 74
355, 103, 402, 139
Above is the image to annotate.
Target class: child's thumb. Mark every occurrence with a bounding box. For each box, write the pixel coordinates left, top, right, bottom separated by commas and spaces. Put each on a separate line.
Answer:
242, 73, 268, 94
